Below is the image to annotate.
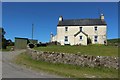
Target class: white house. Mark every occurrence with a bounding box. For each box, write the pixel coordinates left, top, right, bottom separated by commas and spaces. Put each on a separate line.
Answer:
51, 14, 107, 45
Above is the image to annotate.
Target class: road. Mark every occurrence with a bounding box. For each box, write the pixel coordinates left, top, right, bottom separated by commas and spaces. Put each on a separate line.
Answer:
2, 50, 62, 78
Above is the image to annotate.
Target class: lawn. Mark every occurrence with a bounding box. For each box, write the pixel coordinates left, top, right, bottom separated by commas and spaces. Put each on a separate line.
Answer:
14, 53, 118, 78
34, 45, 118, 57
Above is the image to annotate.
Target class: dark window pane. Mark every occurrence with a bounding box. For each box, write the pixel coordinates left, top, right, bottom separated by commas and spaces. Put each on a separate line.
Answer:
94, 39, 97, 42
80, 36, 82, 39
80, 27, 82, 32
95, 36, 98, 38
95, 26, 97, 31
65, 36, 68, 41
94, 36, 98, 42
65, 27, 68, 31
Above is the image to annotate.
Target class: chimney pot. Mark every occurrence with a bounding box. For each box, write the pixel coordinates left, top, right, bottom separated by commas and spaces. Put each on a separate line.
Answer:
59, 16, 63, 21
100, 14, 104, 20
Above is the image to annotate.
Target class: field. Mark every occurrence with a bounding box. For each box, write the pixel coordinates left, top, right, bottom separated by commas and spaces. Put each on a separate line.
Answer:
34, 45, 118, 57
14, 53, 118, 78
107, 38, 120, 46
14, 39, 119, 78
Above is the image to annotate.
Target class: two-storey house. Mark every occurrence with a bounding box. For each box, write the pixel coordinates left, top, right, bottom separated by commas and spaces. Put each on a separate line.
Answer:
51, 14, 107, 45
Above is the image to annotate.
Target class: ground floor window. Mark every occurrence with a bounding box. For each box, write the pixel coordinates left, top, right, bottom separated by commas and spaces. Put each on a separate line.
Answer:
94, 36, 98, 42
65, 36, 68, 42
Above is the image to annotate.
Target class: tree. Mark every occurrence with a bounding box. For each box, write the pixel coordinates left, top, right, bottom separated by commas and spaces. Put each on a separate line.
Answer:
6, 39, 14, 46
0, 28, 7, 49
2, 37, 7, 49
0, 28, 1, 49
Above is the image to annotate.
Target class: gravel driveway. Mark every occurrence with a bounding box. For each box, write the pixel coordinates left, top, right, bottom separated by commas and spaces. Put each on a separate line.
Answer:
2, 50, 62, 78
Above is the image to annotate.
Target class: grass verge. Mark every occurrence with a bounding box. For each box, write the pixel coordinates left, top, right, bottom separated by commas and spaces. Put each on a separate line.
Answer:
34, 45, 118, 57
14, 52, 118, 78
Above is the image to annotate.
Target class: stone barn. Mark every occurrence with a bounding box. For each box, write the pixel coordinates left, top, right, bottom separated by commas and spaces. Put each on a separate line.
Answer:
15, 37, 29, 49
15, 37, 38, 49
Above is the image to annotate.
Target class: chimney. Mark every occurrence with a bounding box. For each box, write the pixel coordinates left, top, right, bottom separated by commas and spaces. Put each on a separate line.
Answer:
100, 14, 104, 20
50, 32, 53, 38
59, 16, 63, 21
50, 32, 53, 42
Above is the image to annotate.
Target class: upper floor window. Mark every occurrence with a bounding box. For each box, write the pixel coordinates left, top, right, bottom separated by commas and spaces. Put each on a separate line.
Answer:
94, 36, 98, 42
80, 36, 82, 40
65, 36, 68, 42
80, 27, 82, 32
65, 27, 68, 31
95, 26, 97, 31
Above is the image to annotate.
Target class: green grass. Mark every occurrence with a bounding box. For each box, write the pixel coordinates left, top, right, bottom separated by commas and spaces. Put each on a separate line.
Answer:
107, 38, 120, 46
14, 52, 118, 78
107, 38, 120, 43
34, 45, 118, 57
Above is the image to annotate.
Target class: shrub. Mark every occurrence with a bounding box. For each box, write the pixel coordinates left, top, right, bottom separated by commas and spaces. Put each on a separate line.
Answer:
48, 41, 60, 45
35, 44, 41, 47
40, 43, 47, 47
28, 43, 34, 48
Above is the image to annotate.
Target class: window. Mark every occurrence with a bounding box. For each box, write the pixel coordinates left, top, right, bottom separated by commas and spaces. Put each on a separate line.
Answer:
80, 36, 82, 40
80, 27, 82, 32
95, 26, 97, 31
65, 27, 68, 31
94, 36, 98, 42
65, 36, 68, 42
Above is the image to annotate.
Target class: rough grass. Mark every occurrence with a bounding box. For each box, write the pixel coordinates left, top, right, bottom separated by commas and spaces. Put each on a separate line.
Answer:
34, 45, 118, 57
107, 38, 120, 43
14, 52, 118, 78
107, 38, 120, 46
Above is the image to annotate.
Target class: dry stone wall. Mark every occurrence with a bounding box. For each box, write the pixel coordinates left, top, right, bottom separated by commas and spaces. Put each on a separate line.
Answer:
26, 48, 119, 69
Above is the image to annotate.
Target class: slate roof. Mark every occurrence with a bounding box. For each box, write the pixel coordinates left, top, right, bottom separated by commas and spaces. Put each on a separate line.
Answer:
57, 19, 107, 26
15, 37, 28, 40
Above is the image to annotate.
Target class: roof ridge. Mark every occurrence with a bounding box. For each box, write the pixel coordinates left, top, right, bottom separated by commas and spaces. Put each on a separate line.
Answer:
58, 18, 107, 26
63, 18, 100, 21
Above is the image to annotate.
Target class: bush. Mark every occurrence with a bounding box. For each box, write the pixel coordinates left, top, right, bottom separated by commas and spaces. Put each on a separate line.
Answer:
28, 43, 34, 48
48, 41, 60, 45
35, 44, 41, 47
2, 38, 7, 49
40, 43, 47, 47
34, 43, 47, 47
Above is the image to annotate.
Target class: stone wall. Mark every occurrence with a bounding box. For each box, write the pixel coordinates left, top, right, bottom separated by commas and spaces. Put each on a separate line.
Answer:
26, 48, 119, 69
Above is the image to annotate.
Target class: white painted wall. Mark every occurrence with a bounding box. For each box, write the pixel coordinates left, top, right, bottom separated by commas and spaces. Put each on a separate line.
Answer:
51, 25, 107, 45
75, 32, 87, 45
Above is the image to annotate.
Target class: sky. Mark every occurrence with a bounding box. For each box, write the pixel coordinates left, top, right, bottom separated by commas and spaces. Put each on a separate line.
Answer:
0, 1, 1, 27
2, 2, 118, 42
2, 0, 120, 2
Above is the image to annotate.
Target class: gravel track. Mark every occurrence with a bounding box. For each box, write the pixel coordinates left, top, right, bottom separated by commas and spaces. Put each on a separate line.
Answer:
2, 50, 62, 78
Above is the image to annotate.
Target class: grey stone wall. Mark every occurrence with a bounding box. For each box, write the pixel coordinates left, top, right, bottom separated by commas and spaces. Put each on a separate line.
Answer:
26, 48, 119, 69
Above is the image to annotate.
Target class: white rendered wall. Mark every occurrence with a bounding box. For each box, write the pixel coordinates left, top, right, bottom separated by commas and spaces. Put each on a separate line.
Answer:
53, 25, 107, 45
